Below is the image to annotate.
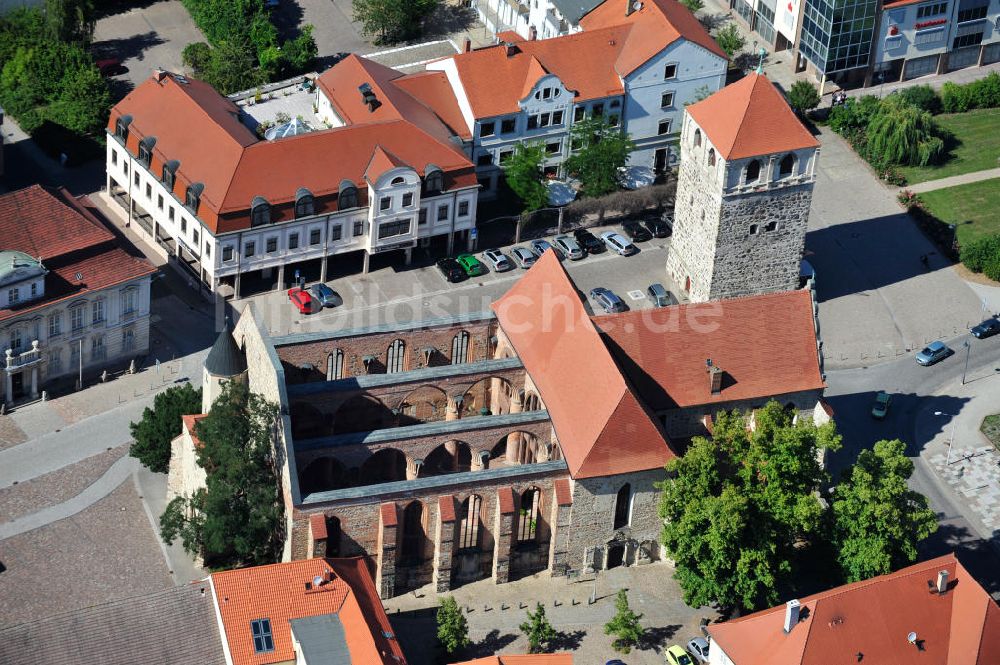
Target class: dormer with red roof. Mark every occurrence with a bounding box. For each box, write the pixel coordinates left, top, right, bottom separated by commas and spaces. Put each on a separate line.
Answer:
666, 73, 820, 303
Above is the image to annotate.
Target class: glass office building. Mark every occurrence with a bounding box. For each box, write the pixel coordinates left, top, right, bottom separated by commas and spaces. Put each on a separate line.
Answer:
799, 0, 879, 74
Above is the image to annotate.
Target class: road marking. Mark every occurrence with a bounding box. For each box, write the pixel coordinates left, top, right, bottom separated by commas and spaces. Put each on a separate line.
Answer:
627, 290, 645, 301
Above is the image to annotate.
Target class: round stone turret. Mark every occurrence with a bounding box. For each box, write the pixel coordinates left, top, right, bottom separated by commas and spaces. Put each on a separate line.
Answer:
202, 320, 247, 412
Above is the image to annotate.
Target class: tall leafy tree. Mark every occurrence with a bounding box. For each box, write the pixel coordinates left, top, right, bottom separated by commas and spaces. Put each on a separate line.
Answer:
129, 383, 203, 473
866, 95, 944, 167
787, 80, 820, 116
352, 0, 440, 44
160, 381, 283, 567
519, 602, 557, 654
831, 439, 938, 582
436, 596, 470, 656
659, 401, 841, 611
503, 142, 549, 212
604, 589, 645, 654
714, 24, 745, 59
563, 115, 634, 197
49, 61, 110, 134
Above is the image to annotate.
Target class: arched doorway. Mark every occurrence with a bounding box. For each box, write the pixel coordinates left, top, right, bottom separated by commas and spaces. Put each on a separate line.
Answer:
359, 449, 406, 485
421, 441, 472, 477
397, 385, 448, 425
299, 456, 348, 495
462, 376, 515, 416
333, 393, 394, 433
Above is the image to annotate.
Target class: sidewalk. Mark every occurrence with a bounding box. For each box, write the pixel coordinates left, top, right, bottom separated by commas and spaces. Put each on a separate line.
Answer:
905, 169, 1000, 194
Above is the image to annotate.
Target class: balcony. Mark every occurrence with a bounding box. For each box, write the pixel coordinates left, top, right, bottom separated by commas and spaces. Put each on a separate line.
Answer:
4, 342, 42, 371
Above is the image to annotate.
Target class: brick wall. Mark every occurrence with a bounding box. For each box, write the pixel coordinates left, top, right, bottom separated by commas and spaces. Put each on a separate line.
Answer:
660, 389, 825, 439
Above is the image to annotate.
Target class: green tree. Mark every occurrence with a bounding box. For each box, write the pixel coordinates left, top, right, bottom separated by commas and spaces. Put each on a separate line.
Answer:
503, 142, 549, 212
43, 0, 95, 43
714, 23, 745, 59
787, 80, 820, 116
680, 0, 704, 12
204, 35, 262, 94
831, 439, 938, 582
659, 401, 841, 611
283, 24, 318, 74
563, 115, 634, 197
519, 602, 557, 654
159, 381, 283, 567
866, 95, 944, 167
182, 42, 212, 75
49, 61, 110, 134
352, 0, 440, 44
129, 383, 203, 473
436, 596, 470, 656
604, 589, 645, 654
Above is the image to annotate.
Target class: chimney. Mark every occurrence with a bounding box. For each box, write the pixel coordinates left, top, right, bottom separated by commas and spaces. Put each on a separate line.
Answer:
783, 599, 801, 634
529, 26, 538, 40
707, 360, 723, 395
153, 69, 167, 82
504, 42, 519, 57
936, 570, 949, 594
463, 37, 472, 52
626, 0, 642, 15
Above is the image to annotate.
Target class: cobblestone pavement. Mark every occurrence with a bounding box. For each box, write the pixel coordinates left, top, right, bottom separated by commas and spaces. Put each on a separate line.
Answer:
931, 445, 1000, 536
0, 482, 173, 628
0, 445, 127, 523
385, 563, 715, 665
0, 416, 27, 451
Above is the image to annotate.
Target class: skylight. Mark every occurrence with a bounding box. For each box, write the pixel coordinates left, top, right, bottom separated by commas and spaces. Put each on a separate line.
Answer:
251, 618, 275, 653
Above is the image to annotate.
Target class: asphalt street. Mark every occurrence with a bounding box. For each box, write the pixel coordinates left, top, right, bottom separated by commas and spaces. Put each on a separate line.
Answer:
825, 329, 1000, 595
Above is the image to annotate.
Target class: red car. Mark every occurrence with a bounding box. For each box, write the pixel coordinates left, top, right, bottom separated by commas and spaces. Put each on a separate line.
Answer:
95, 58, 124, 77
288, 288, 317, 314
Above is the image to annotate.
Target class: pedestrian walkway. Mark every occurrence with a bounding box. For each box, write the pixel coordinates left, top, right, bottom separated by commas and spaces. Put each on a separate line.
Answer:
906, 170, 1000, 194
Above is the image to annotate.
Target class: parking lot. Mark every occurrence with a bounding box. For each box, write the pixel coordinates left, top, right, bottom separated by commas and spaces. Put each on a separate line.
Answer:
237, 223, 676, 336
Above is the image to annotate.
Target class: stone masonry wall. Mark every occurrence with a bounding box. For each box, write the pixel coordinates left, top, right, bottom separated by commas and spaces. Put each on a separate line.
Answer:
665, 154, 722, 303
660, 388, 825, 439
564, 469, 665, 573
707, 183, 814, 301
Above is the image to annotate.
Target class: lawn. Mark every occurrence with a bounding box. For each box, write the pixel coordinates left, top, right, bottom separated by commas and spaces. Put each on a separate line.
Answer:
980, 414, 1000, 450
899, 108, 1000, 184
919, 178, 1000, 245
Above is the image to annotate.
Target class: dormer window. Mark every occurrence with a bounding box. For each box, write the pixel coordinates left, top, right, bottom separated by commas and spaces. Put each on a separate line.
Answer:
423, 166, 444, 196
294, 187, 314, 218
338, 180, 358, 210
250, 618, 274, 654
161, 160, 179, 191
115, 114, 132, 144
185, 183, 203, 213
250, 196, 271, 227
137, 136, 156, 167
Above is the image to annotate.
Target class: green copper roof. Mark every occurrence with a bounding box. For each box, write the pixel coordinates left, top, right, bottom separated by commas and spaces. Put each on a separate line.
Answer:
0, 251, 45, 288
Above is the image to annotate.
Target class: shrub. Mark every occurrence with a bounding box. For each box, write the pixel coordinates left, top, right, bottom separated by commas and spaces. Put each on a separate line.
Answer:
941, 73, 1000, 113
897, 189, 920, 209
182, 42, 212, 74
941, 81, 970, 113
898, 85, 941, 114
788, 80, 821, 115
961, 235, 1000, 276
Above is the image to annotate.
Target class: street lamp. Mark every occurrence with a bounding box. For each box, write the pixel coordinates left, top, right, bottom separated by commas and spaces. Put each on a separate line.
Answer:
961, 340, 971, 385
934, 411, 956, 465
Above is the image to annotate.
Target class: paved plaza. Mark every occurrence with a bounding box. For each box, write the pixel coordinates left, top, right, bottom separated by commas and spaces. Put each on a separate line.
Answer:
385, 562, 715, 665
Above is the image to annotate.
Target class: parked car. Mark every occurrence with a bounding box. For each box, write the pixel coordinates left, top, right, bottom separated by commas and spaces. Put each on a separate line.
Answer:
643, 217, 671, 238
456, 253, 487, 277
310, 283, 342, 308
915, 341, 950, 366
589, 287, 627, 314
622, 220, 652, 242
287, 288, 317, 314
481, 248, 512, 272
647, 283, 677, 307
436, 258, 466, 283
871, 391, 892, 419
665, 644, 694, 665
95, 57, 125, 77
574, 228, 605, 253
971, 318, 1000, 339
510, 246, 538, 268
553, 234, 585, 260
600, 231, 638, 256
530, 238, 558, 258
687, 637, 711, 663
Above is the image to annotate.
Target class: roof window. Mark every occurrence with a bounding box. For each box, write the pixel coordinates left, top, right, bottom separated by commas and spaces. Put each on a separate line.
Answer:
250, 618, 274, 653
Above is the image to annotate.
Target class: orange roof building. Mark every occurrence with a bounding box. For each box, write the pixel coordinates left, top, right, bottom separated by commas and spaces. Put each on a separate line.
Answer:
452, 656, 573, 665
707, 554, 1000, 665
211, 557, 406, 665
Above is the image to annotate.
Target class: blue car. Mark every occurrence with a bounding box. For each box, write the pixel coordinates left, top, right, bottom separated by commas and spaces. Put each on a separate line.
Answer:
915, 341, 950, 366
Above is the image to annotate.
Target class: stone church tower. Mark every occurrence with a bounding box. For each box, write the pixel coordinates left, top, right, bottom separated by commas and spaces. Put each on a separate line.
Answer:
665, 73, 820, 303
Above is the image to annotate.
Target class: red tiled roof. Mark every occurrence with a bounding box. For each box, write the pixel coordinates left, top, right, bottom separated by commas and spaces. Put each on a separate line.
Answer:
0, 188, 156, 323
444, 25, 632, 118
452, 656, 573, 665
686, 73, 819, 160
365, 145, 407, 183
492, 251, 675, 479
182, 414, 208, 448
392, 70, 472, 140
554, 479, 572, 506
309, 513, 327, 540
109, 62, 475, 233
439, 495, 456, 522
580, 0, 727, 66
593, 289, 824, 409
211, 557, 405, 665
707, 554, 1000, 665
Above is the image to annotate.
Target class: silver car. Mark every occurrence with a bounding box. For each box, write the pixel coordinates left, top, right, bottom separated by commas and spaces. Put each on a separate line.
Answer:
687, 637, 710, 663
510, 246, 538, 268
600, 231, 638, 256
530, 238, 558, 258
481, 248, 513, 272
553, 234, 585, 260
